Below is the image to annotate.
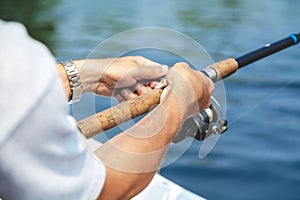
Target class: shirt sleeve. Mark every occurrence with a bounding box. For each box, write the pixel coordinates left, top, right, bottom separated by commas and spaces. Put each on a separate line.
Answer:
0, 20, 105, 200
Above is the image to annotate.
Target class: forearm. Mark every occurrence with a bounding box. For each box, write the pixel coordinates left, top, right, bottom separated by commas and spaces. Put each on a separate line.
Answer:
95, 92, 183, 200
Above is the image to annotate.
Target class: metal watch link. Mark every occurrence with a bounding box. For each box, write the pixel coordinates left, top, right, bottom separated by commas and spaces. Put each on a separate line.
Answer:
60, 60, 82, 103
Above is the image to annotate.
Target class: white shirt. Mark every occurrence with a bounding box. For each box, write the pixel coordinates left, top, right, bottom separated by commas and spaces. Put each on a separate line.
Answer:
0, 20, 105, 200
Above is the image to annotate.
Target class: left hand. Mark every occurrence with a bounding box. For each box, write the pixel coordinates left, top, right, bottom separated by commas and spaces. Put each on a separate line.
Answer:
76, 56, 168, 101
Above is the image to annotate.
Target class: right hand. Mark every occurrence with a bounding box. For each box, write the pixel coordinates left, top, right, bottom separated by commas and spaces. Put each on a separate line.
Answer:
163, 62, 214, 119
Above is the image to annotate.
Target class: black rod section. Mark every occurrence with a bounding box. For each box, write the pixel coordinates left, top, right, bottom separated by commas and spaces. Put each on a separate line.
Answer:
235, 33, 300, 68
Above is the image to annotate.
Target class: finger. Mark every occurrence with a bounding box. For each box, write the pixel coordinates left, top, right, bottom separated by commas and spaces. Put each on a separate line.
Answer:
144, 59, 162, 67
196, 73, 214, 110
149, 81, 158, 89
134, 56, 161, 67
172, 62, 191, 71
120, 88, 138, 100
203, 75, 214, 95
134, 83, 151, 95
95, 82, 114, 96
131, 65, 169, 81
115, 94, 125, 103
195, 71, 214, 95
137, 80, 158, 88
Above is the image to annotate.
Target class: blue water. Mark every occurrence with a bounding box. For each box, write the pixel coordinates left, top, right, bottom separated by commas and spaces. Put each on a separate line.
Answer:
1, 0, 300, 199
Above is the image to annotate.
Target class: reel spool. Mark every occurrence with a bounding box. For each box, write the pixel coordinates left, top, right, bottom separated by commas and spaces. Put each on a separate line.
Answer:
172, 96, 228, 143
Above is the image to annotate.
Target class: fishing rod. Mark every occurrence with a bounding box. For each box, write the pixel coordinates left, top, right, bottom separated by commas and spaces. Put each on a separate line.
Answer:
201, 33, 300, 82
77, 33, 300, 141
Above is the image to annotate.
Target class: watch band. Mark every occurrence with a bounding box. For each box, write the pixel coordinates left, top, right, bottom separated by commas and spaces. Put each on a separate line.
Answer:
60, 60, 82, 103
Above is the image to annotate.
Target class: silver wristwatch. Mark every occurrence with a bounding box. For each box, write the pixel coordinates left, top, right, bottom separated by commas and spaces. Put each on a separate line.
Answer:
60, 60, 82, 103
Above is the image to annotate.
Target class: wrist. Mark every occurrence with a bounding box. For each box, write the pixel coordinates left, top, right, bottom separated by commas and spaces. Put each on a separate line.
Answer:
134, 84, 184, 143
58, 60, 83, 103
57, 62, 72, 100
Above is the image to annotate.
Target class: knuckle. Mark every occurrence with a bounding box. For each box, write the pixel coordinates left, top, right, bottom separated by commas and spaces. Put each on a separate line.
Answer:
173, 62, 190, 69
134, 55, 145, 60
133, 55, 146, 63
134, 56, 147, 66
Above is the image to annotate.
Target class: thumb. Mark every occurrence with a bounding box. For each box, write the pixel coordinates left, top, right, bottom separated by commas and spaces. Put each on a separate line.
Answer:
131, 64, 169, 80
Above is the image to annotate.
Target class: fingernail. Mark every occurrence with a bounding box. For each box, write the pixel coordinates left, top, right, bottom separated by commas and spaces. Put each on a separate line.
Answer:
160, 65, 169, 73
120, 89, 129, 97
155, 78, 168, 89
134, 83, 143, 91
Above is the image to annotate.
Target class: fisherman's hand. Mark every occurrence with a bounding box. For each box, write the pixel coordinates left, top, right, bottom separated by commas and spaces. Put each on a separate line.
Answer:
162, 62, 214, 119
77, 56, 168, 100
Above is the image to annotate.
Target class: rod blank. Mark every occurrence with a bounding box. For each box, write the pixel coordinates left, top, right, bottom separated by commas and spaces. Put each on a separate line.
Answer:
236, 33, 300, 68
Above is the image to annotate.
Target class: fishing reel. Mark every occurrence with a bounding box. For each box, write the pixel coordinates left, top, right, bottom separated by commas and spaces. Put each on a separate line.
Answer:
172, 96, 228, 143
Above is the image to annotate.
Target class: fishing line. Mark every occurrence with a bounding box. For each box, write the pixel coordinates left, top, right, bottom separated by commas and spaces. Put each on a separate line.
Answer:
228, 78, 299, 127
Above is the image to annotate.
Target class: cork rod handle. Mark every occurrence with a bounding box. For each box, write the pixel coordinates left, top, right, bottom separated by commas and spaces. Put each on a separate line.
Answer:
206, 58, 239, 82
78, 88, 163, 138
